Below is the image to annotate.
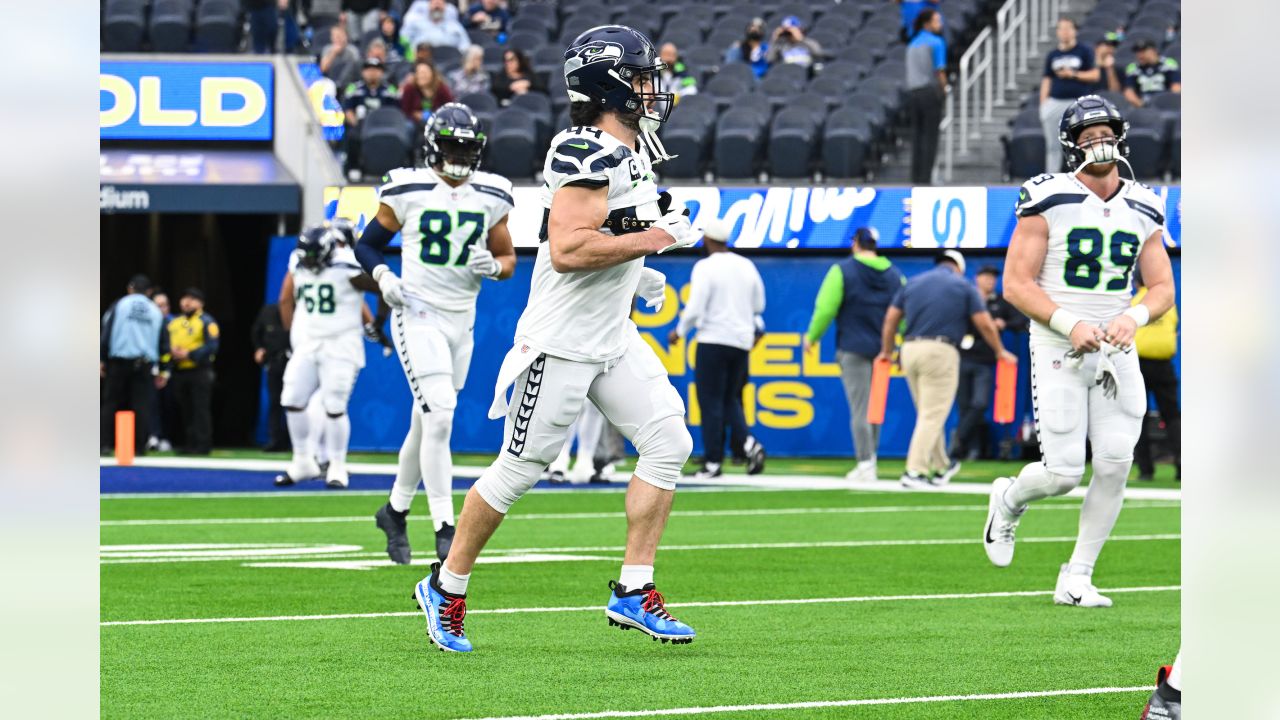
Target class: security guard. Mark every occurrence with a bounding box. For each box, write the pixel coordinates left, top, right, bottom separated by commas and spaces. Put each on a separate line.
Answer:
165, 287, 220, 455
101, 274, 166, 454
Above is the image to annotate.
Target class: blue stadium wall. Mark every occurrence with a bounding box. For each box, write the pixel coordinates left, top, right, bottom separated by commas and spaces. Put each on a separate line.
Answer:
259, 242, 1182, 458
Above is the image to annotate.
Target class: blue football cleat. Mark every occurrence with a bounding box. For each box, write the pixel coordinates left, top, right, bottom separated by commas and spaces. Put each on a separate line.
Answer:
413, 563, 472, 653
605, 581, 696, 644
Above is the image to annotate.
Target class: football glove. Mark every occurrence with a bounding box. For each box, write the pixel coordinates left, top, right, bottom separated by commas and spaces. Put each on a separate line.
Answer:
635, 267, 667, 312
466, 247, 501, 279
372, 265, 405, 309
654, 208, 698, 255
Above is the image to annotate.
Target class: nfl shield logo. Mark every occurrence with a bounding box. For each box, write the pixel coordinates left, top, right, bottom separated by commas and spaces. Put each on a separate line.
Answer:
1103, 208, 1111, 217
1052, 359, 1062, 370
521, 344, 530, 353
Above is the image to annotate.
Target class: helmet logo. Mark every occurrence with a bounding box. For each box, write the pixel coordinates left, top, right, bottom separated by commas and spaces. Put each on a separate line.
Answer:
572, 41, 624, 66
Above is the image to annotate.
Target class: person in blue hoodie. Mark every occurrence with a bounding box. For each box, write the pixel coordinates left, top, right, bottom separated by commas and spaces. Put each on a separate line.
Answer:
803, 228, 905, 482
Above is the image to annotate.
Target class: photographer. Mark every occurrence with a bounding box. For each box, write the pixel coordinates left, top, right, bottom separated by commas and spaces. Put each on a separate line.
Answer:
765, 16, 823, 71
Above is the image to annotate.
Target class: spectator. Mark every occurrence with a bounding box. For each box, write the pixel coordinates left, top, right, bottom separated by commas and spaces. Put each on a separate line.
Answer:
343, 57, 400, 175
465, 0, 509, 38
952, 266, 1028, 461
344, 0, 390, 41
401, 60, 456, 123
898, 0, 941, 43
372, 13, 411, 64
412, 41, 434, 64
879, 251, 1015, 488
1123, 39, 1181, 108
448, 46, 491, 96
659, 43, 698, 100
1093, 32, 1123, 93
668, 219, 767, 479
723, 17, 770, 79
766, 16, 823, 70
491, 48, 542, 104
803, 228, 905, 483
147, 291, 176, 452
905, 8, 947, 185
101, 275, 166, 456
252, 302, 292, 453
1132, 272, 1180, 481
246, 0, 303, 54
319, 25, 362, 90
403, 0, 470, 52
1039, 17, 1099, 173
365, 37, 389, 64
166, 288, 219, 456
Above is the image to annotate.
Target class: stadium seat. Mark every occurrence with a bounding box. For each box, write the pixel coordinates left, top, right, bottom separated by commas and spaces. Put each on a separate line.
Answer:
658, 112, 714, 178
822, 108, 874, 178
768, 109, 819, 179
482, 45, 507, 74
513, 3, 556, 27
531, 44, 564, 88
554, 107, 572, 136
1006, 125, 1046, 179
715, 61, 758, 87
1099, 90, 1129, 111
1146, 92, 1180, 138
431, 46, 463, 74
360, 107, 413, 178
510, 92, 554, 148
486, 109, 539, 178
466, 28, 493, 47
1125, 107, 1165, 178
614, 14, 661, 41
558, 14, 600, 46
509, 16, 553, 39
547, 72, 570, 112
714, 112, 765, 179
704, 73, 752, 110
505, 30, 546, 55
194, 0, 241, 53
1163, 40, 1181, 61
149, 0, 193, 52
1170, 114, 1181, 177
103, 1, 147, 52
683, 45, 725, 86
792, 92, 833, 117
836, 44, 878, 68
808, 71, 859, 100
660, 28, 705, 54
765, 62, 809, 86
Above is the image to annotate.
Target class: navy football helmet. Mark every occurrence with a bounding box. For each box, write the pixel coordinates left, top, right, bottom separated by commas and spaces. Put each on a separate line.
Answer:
1058, 95, 1130, 172
563, 25, 672, 128
423, 102, 486, 180
296, 223, 340, 270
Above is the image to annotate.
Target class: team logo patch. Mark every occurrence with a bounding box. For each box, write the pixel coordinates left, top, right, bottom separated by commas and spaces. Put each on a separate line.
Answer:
571, 41, 624, 65
1103, 208, 1111, 217
1052, 359, 1062, 370
520, 344, 529, 353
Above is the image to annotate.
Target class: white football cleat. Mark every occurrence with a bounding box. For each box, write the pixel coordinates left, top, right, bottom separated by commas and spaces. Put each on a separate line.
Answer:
1054, 564, 1113, 608
325, 460, 349, 489
276, 456, 322, 487
845, 461, 878, 483
568, 462, 593, 485
982, 476, 1023, 567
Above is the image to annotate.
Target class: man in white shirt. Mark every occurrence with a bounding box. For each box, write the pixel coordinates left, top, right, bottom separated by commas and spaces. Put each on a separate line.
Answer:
669, 218, 766, 479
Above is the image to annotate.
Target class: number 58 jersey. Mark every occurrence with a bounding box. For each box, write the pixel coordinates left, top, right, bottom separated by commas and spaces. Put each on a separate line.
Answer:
288, 245, 367, 366
1015, 173, 1166, 344
377, 166, 515, 312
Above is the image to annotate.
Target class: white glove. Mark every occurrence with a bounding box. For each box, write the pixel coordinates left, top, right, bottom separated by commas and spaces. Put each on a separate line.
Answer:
372, 265, 405, 308
635, 267, 666, 312
1093, 342, 1122, 400
466, 247, 501, 279
653, 209, 699, 254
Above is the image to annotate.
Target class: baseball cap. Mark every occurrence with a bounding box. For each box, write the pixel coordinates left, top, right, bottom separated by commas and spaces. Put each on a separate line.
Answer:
937, 249, 966, 274
1133, 38, 1157, 51
363, 57, 385, 70
703, 217, 734, 242
781, 15, 802, 29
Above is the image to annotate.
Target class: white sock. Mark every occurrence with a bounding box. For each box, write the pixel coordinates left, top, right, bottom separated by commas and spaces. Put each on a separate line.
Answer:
618, 564, 654, 590
420, 409, 456, 531
1068, 457, 1128, 570
390, 410, 423, 513
324, 412, 350, 466
308, 398, 327, 463
1167, 652, 1182, 690
1004, 461, 1055, 512
285, 410, 311, 465
438, 562, 470, 595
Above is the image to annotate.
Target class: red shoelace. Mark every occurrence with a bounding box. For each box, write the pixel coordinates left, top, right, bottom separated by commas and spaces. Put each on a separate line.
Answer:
640, 588, 678, 622
439, 597, 467, 636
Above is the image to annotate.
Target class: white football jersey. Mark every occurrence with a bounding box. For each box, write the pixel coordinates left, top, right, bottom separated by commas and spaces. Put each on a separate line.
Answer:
1015, 173, 1166, 344
377, 166, 515, 312
288, 245, 367, 365
515, 126, 662, 362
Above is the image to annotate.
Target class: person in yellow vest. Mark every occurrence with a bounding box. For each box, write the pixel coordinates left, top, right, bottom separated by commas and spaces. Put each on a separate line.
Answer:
164, 288, 220, 455
1132, 272, 1179, 481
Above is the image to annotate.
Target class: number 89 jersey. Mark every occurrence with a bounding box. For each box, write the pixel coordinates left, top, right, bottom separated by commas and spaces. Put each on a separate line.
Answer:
1015, 173, 1166, 344
377, 166, 515, 312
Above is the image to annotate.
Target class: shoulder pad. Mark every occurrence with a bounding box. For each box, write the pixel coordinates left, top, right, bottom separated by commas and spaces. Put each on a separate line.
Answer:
1015, 174, 1087, 217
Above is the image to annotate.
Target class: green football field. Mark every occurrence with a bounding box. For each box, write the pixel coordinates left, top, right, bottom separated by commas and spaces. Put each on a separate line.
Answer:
101, 461, 1180, 719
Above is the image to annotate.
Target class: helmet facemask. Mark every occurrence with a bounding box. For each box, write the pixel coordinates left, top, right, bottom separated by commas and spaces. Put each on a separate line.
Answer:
426, 124, 485, 180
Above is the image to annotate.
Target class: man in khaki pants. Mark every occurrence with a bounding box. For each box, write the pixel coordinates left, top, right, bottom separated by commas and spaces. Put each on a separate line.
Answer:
879, 250, 1016, 488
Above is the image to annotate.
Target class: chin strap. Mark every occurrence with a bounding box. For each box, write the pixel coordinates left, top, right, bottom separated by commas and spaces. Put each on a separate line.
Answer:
1071, 141, 1136, 180
638, 127, 677, 165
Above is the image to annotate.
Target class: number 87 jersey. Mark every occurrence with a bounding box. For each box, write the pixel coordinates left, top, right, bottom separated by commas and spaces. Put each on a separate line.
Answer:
377, 166, 515, 311
1015, 172, 1166, 343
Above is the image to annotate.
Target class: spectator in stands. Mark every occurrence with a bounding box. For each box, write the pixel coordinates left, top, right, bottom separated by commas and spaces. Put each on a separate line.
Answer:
403, 0, 471, 52
1040, 17, 1099, 173
898, 0, 941, 43
413, 42, 434, 64
1132, 271, 1180, 481
166, 288, 219, 456
252, 302, 292, 452
905, 8, 947, 185
373, 14, 410, 64
401, 61, 456, 124
659, 43, 698, 100
1093, 33, 1123, 93
1123, 39, 1181, 108
448, 46, 491, 96
952, 266, 1027, 461
343, 57, 400, 175
879, 251, 1015, 488
803, 228, 905, 483
101, 275, 166, 456
345, 0, 390, 40
246, 0, 303, 54
491, 48, 542, 104
465, 0, 509, 39
365, 37, 389, 65
766, 16, 823, 71
320, 25, 363, 90
724, 17, 770, 79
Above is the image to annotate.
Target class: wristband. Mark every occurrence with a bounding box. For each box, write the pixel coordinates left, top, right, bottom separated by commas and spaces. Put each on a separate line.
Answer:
371, 264, 390, 282
1048, 308, 1082, 337
1122, 304, 1150, 327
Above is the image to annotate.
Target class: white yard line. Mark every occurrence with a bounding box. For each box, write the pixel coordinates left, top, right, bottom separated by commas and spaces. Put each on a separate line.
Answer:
99, 585, 1180, 627
452, 686, 1153, 720
100, 501, 1178, 527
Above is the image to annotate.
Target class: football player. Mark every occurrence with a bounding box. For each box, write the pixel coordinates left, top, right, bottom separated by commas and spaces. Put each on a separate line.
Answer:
982, 95, 1176, 607
353, 103, 518, 565
274, 221, 378, 489
1141, 652, 1182, 719
407, 25, 701, 653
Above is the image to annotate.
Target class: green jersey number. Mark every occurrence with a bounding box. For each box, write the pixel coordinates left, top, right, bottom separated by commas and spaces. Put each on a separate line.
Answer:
296, 283, 335, 314
418, 210, 487, 266
1064, 228, 1140, 291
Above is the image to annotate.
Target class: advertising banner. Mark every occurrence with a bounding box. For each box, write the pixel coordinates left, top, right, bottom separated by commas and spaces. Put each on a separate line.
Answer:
100, 60, 274, 141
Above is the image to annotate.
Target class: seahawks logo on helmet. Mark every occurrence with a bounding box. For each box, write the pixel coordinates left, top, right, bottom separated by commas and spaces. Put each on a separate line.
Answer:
562, 25, 672, 125
570, 41, 623, 66
297, 223, 341, 270
423, 102, 487, 180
